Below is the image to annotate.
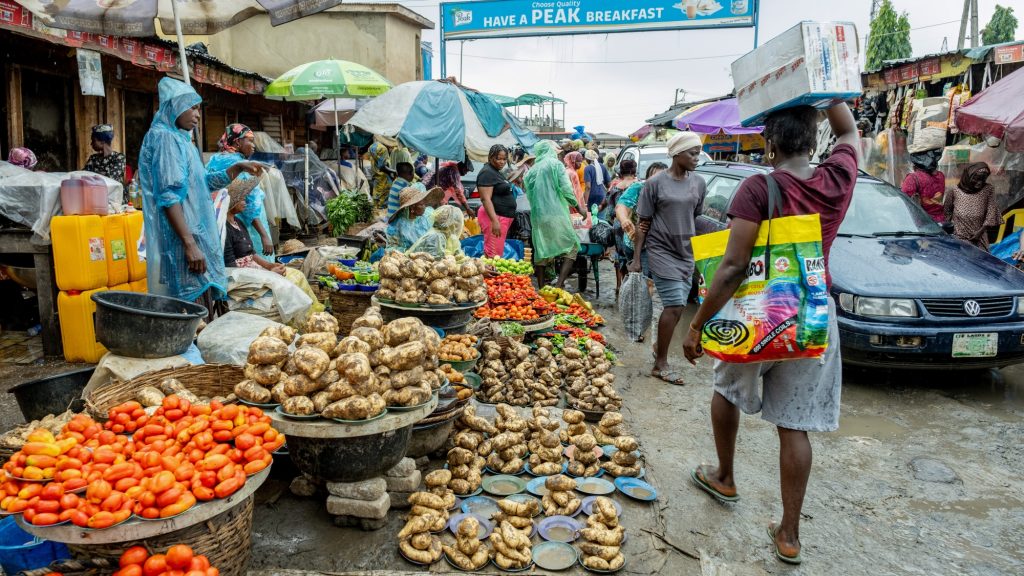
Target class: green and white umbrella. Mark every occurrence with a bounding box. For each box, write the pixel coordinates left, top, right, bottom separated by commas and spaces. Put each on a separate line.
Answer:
264, 59, 392, 101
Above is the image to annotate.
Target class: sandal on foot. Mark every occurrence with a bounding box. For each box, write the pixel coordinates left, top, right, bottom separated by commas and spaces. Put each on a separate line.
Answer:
690, 465, 739, 503
651, 368, 685, 386
767, 523, 802, 565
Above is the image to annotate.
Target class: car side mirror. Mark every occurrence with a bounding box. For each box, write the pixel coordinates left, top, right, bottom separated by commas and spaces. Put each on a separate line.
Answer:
940, 222, 955, 234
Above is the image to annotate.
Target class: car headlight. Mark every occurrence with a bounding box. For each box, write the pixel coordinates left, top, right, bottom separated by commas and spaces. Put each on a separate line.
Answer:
853, 297, 918, 318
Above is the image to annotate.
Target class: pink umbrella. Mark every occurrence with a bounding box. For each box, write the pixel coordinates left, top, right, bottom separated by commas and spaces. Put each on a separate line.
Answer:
954, 66, 1024, 152
672, 98, 763, 135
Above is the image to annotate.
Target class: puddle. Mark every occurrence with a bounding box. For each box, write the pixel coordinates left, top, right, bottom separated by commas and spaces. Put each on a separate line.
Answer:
831, 414, 906, 439
907, 496, 1023, 520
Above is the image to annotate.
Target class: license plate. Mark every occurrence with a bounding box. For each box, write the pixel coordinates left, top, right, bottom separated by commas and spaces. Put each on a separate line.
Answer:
952, 333, 998, 358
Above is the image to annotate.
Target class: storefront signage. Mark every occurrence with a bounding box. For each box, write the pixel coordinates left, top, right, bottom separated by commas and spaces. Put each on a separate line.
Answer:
0, 17, 268, 96
76, 48, 105, 97
994, 43, 1024, 65
440, 0, 757, 40
918, 57, 940, 76
0, 0, 32, 28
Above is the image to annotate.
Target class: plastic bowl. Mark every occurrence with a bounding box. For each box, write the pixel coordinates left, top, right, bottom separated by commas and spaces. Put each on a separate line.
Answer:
339, 258, 357, 267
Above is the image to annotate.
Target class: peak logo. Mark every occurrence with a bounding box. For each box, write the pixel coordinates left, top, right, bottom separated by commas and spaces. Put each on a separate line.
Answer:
452, 9, 473, 26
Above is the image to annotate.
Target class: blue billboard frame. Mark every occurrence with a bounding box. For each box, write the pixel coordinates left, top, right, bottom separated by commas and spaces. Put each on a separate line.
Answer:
438, 0, 760, 79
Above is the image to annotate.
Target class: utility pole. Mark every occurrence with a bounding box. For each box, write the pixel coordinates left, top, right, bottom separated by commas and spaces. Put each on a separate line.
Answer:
958, 0, 970, 50
958, 0, 981, 50
970, 0, 979, 48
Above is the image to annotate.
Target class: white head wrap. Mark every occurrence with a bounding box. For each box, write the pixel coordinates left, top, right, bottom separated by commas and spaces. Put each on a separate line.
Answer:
667, 131, 703, 157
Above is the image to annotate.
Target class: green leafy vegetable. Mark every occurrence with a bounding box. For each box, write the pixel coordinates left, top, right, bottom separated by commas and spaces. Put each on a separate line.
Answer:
326, 190, 373, 236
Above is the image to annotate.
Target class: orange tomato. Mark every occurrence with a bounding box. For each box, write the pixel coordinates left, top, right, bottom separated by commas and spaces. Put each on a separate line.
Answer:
143, 554, 168, 576
165, 545, 194, 570
114, 566, 144, 576
120, 545, 150, 567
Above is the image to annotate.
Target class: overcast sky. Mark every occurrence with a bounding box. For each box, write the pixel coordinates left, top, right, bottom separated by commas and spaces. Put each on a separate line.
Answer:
362, 0, 1011, 135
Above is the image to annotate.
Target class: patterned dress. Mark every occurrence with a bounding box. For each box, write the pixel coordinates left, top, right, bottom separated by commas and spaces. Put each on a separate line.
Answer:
84, 151, 127, 187
944, 184, 1000, 251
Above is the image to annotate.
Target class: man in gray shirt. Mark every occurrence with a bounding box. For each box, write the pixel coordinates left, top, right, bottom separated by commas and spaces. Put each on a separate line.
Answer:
629, 132, 706, 385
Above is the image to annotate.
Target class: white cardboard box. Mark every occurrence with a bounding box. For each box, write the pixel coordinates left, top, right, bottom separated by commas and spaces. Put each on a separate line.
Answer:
733, 21, 862, 127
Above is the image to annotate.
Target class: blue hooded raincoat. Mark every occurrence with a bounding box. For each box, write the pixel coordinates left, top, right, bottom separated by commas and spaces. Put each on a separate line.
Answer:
206, 152, 274, 259
138, 78, 231, 302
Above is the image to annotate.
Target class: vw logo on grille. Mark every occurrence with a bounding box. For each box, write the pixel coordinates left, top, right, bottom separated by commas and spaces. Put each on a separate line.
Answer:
963, 300, 982, 317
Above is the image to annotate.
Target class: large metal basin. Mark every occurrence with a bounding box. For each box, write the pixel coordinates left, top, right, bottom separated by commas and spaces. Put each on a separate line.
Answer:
407, 419, 455, 459
285, 425, 413, 483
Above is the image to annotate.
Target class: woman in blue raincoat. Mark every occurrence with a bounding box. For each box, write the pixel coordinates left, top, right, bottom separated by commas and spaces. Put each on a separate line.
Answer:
206, 124, 275, 259
524, 140, 580, 289
137, 77, 262, 314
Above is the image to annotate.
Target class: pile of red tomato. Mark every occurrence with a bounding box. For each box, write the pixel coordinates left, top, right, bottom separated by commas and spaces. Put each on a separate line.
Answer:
114, 544, 219, 576
1, 395, 282, 528
475, 274, 558, 321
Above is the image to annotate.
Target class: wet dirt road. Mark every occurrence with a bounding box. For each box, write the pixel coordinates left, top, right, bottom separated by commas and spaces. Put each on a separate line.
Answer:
3, 266, 1023, 575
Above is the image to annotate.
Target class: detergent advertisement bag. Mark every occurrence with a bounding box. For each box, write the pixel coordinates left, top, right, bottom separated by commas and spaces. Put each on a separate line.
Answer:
692, 176, 830, 363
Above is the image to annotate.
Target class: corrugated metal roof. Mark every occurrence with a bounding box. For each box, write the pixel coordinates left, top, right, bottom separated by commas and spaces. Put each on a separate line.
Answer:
876, 39, 1024, 71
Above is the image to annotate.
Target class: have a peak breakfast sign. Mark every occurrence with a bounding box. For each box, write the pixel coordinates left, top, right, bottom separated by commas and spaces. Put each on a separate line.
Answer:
440, 0, 757, 39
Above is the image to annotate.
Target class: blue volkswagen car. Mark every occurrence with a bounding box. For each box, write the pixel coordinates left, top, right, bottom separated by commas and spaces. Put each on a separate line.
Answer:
694, 162, 1024, 369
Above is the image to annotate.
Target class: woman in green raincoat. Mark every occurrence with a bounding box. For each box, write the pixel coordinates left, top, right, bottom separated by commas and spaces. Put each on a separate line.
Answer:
524, 140, 580, 289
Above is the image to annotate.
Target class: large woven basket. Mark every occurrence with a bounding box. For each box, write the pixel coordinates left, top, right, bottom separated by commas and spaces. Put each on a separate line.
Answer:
67, 496, 255, 576
327, 289, 375, 336
84, 364, 243, 420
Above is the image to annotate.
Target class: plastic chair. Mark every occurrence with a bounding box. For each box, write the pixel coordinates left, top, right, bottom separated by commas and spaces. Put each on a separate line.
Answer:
575, 243, 606, 296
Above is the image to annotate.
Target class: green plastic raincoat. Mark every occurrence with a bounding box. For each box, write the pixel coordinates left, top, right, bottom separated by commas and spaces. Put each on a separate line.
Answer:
138, 78, 231, 302
524, 141, 580, 261
409, 205, 465, 259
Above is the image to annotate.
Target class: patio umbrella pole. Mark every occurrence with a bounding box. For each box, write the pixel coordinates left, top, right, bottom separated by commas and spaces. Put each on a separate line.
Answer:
170, 0, 190, 86
334, 103, 340, 177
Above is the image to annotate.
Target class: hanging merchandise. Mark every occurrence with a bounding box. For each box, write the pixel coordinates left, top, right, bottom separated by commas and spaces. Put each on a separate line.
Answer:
907, 97, 951, 154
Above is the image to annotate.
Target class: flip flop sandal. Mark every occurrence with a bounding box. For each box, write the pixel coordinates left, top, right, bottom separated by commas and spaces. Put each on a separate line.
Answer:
689, 465, 739, 503
651, 368, 685, 386
767, 523, 802, 565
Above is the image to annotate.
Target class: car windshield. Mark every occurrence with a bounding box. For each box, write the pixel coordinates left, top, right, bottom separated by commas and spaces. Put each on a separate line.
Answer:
637, 151, 670, 178
839, 181, 944, 237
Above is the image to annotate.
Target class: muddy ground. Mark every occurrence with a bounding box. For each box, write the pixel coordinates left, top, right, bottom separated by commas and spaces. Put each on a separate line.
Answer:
2, 264, 1023, 575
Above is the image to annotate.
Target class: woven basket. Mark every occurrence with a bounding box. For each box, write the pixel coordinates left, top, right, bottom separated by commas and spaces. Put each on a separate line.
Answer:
327, 289, 375, 336
67, 496, 255, 576
85, 364, 243, 420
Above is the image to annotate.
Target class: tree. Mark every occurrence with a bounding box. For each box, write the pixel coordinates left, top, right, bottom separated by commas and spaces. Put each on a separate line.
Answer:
866, 0, 913, 72
982, 5, 1018, 45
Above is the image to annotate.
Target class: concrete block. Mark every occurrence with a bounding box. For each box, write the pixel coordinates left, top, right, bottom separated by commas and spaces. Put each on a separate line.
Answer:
388, 490, 416, 509
325, 477, 387, 500
385, 469, 422, 492
386, 457, 416, 478
326, 492, 391, 519
289, 475, 319, 497
332, 514, 389, 531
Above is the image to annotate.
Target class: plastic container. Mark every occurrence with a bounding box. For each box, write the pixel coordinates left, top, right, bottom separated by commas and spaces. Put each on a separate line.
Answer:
81, 175, 110, 215
0, 514, 71, 574
92, 291, 206, 358
111, 282, 131, 292
123, 210, 147, 282
102, 214, 130, 286
51, 215, 108, 292
130, 278, 148, 293
58, 287, 108, 363
59, 178, 85, 215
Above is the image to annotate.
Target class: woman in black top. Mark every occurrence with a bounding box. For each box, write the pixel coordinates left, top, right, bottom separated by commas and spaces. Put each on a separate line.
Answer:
83, 124, 127, 189
476, 145, 517, 258
223, 179, 286, 275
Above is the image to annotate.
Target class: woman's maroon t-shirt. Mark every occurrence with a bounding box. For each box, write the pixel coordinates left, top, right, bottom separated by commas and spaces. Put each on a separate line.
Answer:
726, 144, 859, 286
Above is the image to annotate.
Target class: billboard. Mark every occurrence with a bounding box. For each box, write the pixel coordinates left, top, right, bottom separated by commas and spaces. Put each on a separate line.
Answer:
440, 0, 757, 40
